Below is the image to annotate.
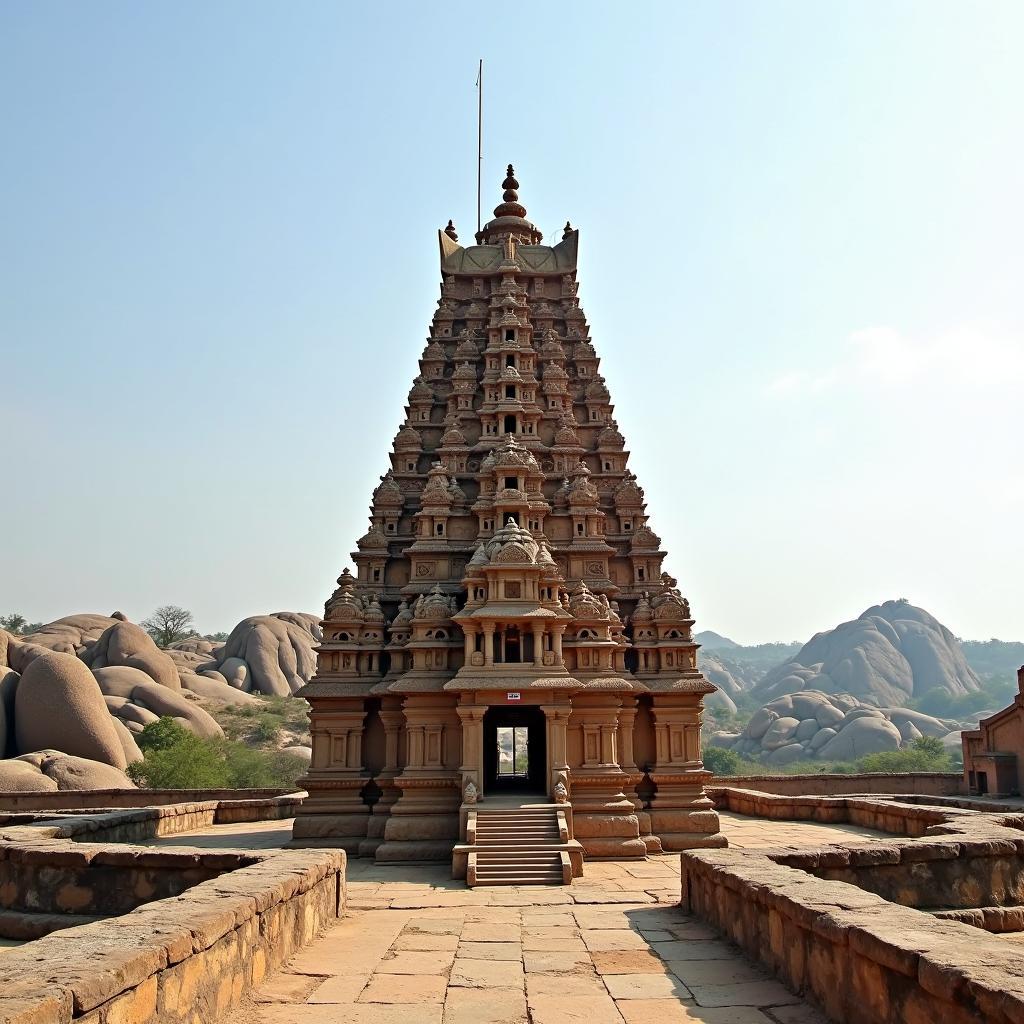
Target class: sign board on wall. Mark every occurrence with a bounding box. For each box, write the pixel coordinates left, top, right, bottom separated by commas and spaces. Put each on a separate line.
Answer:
506, 692, 521, 701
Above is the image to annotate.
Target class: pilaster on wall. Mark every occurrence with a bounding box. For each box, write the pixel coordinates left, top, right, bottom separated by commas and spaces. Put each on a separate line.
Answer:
647, 695, 725, 850
542, 703, 571, 800
618, 699, 662, 854
568, 694, 646, 859
456, 703, 486, 797
376, 693, 462, 862
292, 696, 371, 851
359, 698, 405, 857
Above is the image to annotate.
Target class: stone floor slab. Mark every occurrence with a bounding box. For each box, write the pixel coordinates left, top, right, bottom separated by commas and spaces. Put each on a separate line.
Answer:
667, 959, 768, 986
602, 973, 693, 1000
358, 975, 447, 1004
618, 1003, 772, 1024
441, 986, 529, 1024
393, 933, 460, 951
449, 958, 525, 989
591, 951, 668, 975
522, 950, 592, 973
526, 974, 609, 998
307, 975, 371, 1004
461, 923, 521, 942
522, 935, 587, 952
688, 981, 802, 1008
253, 973, 325, 1004
582, 929, 650, 952
456, 941, 522, 960
527, 994, 626, 1024
375, 950, 456, 974
651, 940, 739, 961
251, 1005, 444, 1024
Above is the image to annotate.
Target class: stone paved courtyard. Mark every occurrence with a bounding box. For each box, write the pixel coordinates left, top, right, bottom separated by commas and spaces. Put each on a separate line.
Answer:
147, 812, 891, 1023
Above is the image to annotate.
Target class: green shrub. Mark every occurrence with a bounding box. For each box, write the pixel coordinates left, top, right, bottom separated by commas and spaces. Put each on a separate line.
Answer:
135, 716, 192, 753
702, 746, 766, 776
856, 736, 956, 774
127, 720, 230, 788
127, 716, 307, 790
252, 717, 283, 743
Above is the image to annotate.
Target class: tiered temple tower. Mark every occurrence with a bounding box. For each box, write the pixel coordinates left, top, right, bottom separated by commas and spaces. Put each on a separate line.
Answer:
293, 167, 723, 870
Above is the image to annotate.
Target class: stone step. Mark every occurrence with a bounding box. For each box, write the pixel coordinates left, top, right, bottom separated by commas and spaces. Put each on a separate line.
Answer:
465, 805, 569, 887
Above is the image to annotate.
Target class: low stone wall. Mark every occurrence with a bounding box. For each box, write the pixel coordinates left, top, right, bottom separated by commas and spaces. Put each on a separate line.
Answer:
0, 793, 303, 840
708, 786, 970, 836
0, 841, 246, 918
0, 788, 303, 813
710, 772, 962, 797
683, 789, 1024, 1022
682, 843, 1024, 1024
0, 813, 345, 1024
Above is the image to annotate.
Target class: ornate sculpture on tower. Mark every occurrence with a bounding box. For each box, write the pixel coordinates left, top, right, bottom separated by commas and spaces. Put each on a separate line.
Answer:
291, 166, 724, 874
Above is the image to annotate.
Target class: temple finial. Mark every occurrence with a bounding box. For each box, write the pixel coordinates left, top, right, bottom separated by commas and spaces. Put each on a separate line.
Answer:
444, 219, 458, 241
563, 221, 573, 240
493, 164, 527, 221
502, 165, 519, 203
476, 160, 542, 244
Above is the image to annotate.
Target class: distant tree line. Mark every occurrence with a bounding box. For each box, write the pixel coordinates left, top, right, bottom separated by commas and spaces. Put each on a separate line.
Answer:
2, 606, 230, 647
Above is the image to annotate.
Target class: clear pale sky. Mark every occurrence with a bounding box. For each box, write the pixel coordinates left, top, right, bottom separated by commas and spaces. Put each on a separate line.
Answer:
1, 3, 1021, 644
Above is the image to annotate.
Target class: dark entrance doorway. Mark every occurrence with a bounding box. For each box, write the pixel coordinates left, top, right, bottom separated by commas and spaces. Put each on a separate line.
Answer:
483, 705, 546, 794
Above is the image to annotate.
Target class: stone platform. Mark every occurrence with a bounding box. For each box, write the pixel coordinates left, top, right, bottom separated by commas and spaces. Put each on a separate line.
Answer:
148, 812, 888, 1023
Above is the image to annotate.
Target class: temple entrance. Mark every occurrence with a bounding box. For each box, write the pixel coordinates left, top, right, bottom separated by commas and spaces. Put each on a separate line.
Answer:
483, 705, 547, 794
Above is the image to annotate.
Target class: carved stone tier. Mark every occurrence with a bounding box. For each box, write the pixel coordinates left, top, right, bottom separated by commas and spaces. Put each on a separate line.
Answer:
294, 166, 723, 873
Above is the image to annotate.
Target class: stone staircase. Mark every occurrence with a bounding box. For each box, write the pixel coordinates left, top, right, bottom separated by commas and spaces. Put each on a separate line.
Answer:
463, 804, 575, 887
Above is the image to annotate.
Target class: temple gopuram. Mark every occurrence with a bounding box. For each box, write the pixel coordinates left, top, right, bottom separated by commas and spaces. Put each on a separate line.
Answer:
292, 167, 724, 884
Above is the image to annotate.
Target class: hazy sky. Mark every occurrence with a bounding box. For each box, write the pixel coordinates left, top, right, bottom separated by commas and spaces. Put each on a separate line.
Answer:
2, 3, 1022, 644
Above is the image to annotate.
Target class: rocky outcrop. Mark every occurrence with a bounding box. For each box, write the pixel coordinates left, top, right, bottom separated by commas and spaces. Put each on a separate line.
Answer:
203, 613, 321, 697
700, 652, 748, 703
752, 600, 981, 707
18, 613, 123, 655
81, 620, 182, 691
93, 667, 223, 739
14, 653, 129, 770
0, 667, 18, 758
0, 609, 319, 789
0, 750, 134, 791
710, 689, 959, 765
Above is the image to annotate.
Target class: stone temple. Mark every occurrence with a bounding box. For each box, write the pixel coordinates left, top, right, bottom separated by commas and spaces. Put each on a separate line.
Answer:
292, 166, 723, 881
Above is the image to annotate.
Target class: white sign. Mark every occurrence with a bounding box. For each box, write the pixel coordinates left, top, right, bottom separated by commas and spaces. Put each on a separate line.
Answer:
506, 692, 521, 701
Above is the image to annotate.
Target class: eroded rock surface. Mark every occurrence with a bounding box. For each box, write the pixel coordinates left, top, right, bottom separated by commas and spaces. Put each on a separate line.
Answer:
14, 653, 129, 769
711, 688, 958, 764
752, 599, 980, 706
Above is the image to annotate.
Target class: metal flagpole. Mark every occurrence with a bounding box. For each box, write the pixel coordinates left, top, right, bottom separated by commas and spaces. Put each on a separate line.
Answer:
476, 59, 483, 235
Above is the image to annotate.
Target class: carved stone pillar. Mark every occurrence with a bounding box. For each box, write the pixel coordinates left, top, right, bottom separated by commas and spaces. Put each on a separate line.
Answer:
376, 693, 462, 863
541, 704, 571, 798
618, 699, 661, 854
567, 693, 645, 859
359, 697, 404, 858
552, 627, 564, 663
456, 703, 486, 797
647, 693, 724, 851
483, 622, 495, 666
532, 624, 545, 667
291, 695, 371, 852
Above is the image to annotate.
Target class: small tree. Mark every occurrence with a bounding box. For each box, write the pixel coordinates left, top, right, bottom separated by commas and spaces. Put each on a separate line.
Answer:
703, 746, 742, 776
0, 613, 41, 635
141, 605, 195, 648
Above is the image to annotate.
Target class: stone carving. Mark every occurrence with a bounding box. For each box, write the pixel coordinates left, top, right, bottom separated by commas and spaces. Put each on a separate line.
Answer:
296, 163, 723, 864
463, 781, 478, 804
